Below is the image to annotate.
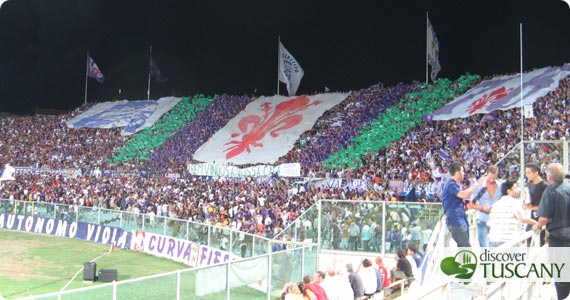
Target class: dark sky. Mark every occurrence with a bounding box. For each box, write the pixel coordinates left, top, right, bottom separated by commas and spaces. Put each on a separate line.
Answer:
0, 0, 568, 114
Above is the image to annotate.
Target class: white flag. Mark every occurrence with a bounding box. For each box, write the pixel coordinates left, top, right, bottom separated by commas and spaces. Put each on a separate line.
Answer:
427, 17, 441, 81
278, 41, 304, 96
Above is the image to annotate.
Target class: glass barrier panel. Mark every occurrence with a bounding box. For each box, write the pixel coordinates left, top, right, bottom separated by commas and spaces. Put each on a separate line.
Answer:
76, 205, 99, 224
34, 202, 56, 219
319, 200, 384, 253
384, 202, 442, 254
152, 214, 167, 235
142, 213, 167, 235
0, 199, 13, 213
193, 263, 228, 300
229, 230, 245, 258
165, 218, 185, 239
270, 249, 301, 296
229, 256, 269, 300
302, 245, 319, 280
253, 235, 269, 256
12, 200, 26, 215
208, 226, 230, 251
54, 203, 69, 221
22, 201, 34, 216
188, 222, 207, 245
99, 209, 123, 228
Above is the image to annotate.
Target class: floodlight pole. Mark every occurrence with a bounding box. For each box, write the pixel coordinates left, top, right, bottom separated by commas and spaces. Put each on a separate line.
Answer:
519, 23, 525, 184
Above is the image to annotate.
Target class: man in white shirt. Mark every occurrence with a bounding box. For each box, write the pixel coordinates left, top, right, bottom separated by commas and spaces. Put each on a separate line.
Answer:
320, 267, 354, 300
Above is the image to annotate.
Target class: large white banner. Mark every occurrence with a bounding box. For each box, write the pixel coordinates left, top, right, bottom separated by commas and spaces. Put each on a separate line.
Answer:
430, 64, 570, 121
193, 93, 350, 165
66, 97, 181, 135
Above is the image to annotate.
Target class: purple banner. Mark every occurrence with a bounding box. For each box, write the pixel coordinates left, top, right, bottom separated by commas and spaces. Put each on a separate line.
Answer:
0, 213, 132, 249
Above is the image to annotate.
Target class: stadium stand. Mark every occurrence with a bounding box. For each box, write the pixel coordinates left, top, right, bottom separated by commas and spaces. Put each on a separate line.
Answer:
0, 74, 569, 243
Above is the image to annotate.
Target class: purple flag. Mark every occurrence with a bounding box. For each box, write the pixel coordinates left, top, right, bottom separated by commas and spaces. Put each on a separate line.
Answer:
87, 56, 104, 83
438, 149, 450, 161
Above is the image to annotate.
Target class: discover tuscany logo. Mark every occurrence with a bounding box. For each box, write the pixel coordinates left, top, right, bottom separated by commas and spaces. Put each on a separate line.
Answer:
440, 249, 477, 279
439, 248, 569, 282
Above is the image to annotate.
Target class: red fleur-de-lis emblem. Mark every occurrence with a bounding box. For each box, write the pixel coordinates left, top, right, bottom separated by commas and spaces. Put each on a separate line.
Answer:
467, 86, 514, 114
224, 96, 322, 159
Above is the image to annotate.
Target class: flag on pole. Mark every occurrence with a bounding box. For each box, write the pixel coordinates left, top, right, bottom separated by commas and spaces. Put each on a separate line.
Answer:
278, 41, 304, 96
149, 55, 168, 83
427, 17, 441, 81
87, 56, 104, 83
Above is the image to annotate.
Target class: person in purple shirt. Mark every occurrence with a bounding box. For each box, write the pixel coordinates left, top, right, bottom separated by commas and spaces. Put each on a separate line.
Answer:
441, 162, 486, 247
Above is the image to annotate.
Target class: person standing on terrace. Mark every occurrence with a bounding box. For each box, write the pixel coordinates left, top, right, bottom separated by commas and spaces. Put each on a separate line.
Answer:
441, 162, 486, 247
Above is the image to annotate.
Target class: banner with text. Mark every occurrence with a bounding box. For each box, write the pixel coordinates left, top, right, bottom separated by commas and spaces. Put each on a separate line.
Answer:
186, 162, 300, 177
0, 213, 131, 249
130, 231, 239, 267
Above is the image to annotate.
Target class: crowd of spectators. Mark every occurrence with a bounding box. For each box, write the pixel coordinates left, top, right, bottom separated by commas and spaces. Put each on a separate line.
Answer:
0, 73, 569, 243
0, 112, 127, 171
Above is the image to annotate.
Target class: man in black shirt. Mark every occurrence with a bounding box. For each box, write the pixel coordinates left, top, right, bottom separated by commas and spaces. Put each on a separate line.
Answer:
391, 249, 413, 288
346, 263, 365, 300
524, 163, 548, 246
535, 163, 570, 300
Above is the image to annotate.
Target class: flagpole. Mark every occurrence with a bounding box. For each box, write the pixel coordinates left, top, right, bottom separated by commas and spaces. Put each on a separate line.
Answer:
84, 51, 89, 106
147, 45, 152, 100
426, 11, 429, 84
519, 23, 525, 180
277, 36, 281, 96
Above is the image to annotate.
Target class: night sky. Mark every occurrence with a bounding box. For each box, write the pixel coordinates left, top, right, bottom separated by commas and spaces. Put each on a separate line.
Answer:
0, 0, 568, 114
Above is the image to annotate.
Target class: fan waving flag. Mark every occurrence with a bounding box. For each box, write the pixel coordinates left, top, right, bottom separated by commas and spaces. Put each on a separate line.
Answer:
88, 56, 104, 83
150, 55, 168, 83
278, 41, 304, 96
427, 17, 441, 81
